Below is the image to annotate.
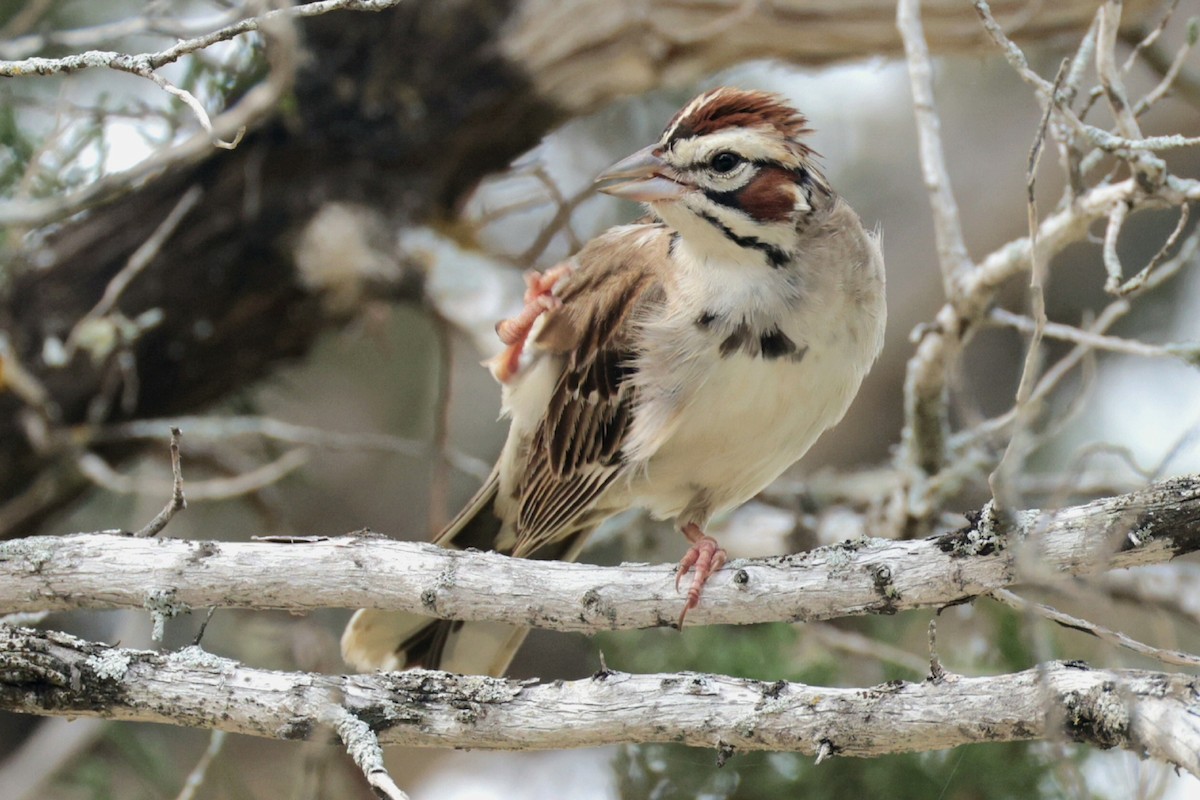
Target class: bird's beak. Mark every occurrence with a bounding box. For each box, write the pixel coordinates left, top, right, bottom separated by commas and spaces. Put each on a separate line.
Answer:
595, 145, 688, 202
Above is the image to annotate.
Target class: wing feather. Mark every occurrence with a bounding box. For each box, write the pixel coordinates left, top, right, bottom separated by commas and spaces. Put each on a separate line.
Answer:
508, 223, 669, 557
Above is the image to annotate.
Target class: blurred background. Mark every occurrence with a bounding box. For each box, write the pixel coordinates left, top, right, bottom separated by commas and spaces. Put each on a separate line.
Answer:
2, 1, 1199, 798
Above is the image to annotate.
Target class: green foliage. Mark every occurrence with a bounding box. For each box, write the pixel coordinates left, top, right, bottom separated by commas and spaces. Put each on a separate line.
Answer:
0, 99, 35, 196
614, 741, 1057, 800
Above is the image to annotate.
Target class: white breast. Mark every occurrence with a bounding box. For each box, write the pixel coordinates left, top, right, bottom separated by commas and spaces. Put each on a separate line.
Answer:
632, 336, 865, 522
624, 220, 885, 526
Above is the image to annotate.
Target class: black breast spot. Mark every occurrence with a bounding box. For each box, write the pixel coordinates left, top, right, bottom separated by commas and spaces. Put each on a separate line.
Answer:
719, 324, 751, 357
759, 328, 807, 362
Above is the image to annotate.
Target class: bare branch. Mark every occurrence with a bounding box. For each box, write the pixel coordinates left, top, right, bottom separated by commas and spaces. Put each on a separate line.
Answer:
989, 589, 1200, 668
331, 708, 411, 800
0, 0, 406, 78
988, 308, 1200, 363
174, 730, 226, 800
897, 0, 972, 296
1, 475, 1198, 630
77, 445, 310, 502
134, 427, 186, 538
1, 627, 1196, 773
0, 4, 303, 226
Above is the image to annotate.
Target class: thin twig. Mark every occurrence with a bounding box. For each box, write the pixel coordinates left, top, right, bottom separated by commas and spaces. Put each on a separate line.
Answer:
988, 59, 1069, 508
0, 0, 405, 77
1120, 0, 1180, 73
1114, 202, 1191, 296
804, 622, 929, 676
898, 0, 972, 297
0, 0, 304, 227
927, 619, 946, 681
65, 186, 204, 360
1102, 199, 1131, 293
81, 444, 309, 503
988, 308, 1200, 363
329, 708, 411, 800
134, 427, 186, 538
990, 588, 1200, 668
174, 730, 227, 800
82, 414, 491, 480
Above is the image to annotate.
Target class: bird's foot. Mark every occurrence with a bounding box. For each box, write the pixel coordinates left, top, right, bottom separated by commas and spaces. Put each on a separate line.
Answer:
675, 523, 727, 627
492, 265, 571, 383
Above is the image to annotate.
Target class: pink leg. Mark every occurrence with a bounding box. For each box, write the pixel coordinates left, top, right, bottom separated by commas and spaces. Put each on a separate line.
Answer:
492, 265, 571, 383
674, 522, 727, 627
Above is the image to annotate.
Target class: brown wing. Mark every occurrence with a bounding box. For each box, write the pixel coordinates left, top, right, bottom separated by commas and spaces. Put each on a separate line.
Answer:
509, 224, 669, 557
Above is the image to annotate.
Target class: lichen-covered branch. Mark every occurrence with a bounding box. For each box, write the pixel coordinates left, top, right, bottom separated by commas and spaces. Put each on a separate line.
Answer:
1, 475, 1197, 631
1, 626, 1196, 773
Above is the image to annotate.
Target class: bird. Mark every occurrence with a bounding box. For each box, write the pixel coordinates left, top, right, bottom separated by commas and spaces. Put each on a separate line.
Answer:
342, 87, 886, 676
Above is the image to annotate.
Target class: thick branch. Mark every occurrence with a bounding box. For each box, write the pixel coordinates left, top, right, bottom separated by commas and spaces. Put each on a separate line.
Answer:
2, 476, 1197, 630
1, 627, 1196, 771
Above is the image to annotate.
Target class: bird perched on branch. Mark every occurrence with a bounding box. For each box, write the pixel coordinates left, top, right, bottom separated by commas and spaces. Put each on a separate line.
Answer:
342, 87, 886, 676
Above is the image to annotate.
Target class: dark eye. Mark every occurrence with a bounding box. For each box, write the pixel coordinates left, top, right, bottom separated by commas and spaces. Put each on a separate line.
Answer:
709, 152, 742, 173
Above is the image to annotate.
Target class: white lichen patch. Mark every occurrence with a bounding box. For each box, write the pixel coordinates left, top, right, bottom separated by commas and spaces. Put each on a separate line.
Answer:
169, 645, 230, 672
144, 588, 190, 643
86, 650, 132, 681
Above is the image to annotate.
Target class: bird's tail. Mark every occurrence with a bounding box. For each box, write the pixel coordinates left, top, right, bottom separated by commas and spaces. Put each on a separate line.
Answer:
340, 473, 589, 676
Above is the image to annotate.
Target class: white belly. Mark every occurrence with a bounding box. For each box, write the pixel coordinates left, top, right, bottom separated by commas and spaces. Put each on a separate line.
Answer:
632, 344, 861, 522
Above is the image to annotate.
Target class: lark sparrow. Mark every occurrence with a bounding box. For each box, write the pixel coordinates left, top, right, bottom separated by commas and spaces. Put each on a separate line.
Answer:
343, 87, 886, 675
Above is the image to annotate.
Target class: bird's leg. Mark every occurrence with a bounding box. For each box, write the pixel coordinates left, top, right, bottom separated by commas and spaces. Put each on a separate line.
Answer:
675, 522, 727, 627
492, 265, 572, 383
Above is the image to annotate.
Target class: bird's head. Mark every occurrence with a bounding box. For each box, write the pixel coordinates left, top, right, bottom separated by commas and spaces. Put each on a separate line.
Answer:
595, 87, 830, 268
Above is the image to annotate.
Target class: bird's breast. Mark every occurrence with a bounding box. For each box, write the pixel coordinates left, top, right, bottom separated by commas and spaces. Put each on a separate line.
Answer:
629, 315, 873, 523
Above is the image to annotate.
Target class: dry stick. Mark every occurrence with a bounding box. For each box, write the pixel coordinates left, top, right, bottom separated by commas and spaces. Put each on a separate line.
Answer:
803, 622, 929, 676
2, 626, 1198, 772
988, 59, 1068, 510
428, 314, 454, 534
896, 0, 974, 483
970, 224, 1200, 442
80, 445, 310, 502
0, 0, 405, 77
987, 308, 1200, 362
927, 619, 946, 681
1116, 201, 1192, 296
134, 427, 186, 538
174, 730, 227, 800
0, 1, 303, 227
329, 708, 411, 800
85, 414, 491, 481
0, 7, 244, 60
64, 185, 203, 361
897, 0, 972, 295
1096, 564, 1200, 629
1133, 38, 1195, 117
1096, 1, 1145, 143
1102, 198, 1131, 293
515, 165, 594, 266
3, 473, 1200, 627
989, 588, 1200, 668
1120, 0, 1181, 73
1135, 26, 1200, 110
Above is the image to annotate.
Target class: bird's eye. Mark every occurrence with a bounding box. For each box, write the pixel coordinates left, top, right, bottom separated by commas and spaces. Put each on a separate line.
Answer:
709, 152, 742, 173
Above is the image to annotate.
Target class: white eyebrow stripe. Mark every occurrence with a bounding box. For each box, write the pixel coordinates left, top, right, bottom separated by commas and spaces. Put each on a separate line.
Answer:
668, 128, 800, 168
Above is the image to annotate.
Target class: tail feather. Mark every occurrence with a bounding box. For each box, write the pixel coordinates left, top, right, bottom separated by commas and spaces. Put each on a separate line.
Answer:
341, 471, 593, 676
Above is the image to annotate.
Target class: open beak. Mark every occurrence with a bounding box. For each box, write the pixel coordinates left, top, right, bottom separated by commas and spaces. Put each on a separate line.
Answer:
594, 144, 688, 202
